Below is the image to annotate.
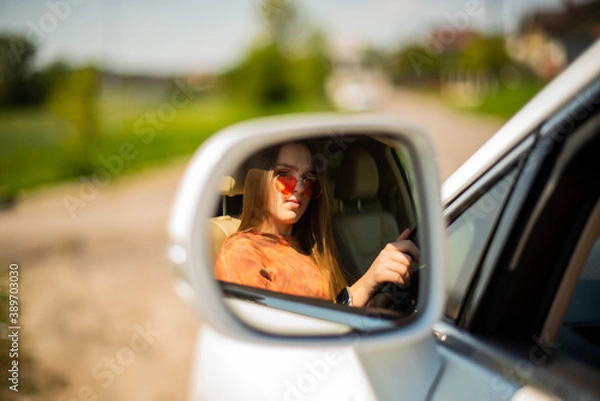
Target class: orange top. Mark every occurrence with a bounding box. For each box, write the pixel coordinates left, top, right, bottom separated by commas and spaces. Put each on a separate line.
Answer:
215, 231, 331, 301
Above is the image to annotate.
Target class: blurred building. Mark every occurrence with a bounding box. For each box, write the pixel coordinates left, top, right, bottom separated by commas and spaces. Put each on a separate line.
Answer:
507, 0, 600, 78
424, 29, 490, 107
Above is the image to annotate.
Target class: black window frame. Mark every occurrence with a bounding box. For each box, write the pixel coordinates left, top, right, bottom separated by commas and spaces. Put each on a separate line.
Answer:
465, 78, 600, 345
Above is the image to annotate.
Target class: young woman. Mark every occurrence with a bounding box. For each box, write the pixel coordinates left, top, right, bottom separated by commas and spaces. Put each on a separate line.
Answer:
215, 142, 419, 308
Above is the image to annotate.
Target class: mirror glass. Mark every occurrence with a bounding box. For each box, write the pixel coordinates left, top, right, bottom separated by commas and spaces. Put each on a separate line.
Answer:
206, 132, 425, 335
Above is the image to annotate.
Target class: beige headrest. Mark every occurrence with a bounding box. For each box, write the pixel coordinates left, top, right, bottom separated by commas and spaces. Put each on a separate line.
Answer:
219, 164, 246, 196
334, 147, 379, 201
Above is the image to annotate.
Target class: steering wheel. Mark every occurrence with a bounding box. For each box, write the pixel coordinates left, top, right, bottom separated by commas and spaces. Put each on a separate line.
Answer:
365, 269, 419, 314
365, 227, 420, 314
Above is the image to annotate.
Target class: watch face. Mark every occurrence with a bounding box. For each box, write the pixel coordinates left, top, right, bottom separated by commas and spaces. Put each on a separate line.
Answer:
336, 287, 351, 305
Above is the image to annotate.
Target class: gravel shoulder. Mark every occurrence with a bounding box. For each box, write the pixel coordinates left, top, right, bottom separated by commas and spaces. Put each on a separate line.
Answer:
1, 159, 199, 401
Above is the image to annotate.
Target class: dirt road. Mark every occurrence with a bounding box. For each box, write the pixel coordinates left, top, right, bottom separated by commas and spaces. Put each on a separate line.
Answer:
380, 88, 503, 180
0, 90, 502, 401
1, 159, 198, 401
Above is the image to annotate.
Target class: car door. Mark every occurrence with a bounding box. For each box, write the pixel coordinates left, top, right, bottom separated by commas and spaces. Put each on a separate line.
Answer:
428, 75, 600, 400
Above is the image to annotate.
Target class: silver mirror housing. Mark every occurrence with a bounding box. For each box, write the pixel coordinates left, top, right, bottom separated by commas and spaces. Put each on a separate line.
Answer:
168, 113, 446, 346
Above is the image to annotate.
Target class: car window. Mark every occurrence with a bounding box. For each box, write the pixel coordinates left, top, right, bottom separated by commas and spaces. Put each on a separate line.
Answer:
556, 235, 600, 369
446, 169, 517, 320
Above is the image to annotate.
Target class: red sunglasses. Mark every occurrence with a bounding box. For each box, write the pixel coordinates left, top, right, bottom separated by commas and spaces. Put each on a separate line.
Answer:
274, 173, 322, 199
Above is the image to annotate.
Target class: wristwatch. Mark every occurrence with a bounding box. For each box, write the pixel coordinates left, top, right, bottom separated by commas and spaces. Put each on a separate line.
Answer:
336, 287, 353, 306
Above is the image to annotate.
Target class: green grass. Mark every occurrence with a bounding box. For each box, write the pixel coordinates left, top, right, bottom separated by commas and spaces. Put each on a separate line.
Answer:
0, 93, 332, 199
0, 108, 75, 194
447, 79, 548, 120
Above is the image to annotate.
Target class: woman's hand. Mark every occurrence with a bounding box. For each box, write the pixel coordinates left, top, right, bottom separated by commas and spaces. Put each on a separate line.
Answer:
349, 228, 420, 307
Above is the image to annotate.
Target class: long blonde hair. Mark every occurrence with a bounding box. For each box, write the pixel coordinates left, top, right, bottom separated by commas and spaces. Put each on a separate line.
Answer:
238, 142, 347, 297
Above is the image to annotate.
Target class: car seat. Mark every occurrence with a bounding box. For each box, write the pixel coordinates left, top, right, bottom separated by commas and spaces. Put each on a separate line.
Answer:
332, 146, 400, 283
209, 166, 245, 261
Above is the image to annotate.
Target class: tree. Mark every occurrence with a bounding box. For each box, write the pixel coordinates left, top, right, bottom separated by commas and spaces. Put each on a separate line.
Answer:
219, 0, 330, 109
0, 35, 42, 105
390, 45, 445, 86
458, 36, 511, 73
45, 66, 100, 174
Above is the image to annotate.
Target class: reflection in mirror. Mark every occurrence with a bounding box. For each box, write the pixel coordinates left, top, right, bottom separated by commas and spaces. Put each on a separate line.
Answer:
208, 133, 423, 334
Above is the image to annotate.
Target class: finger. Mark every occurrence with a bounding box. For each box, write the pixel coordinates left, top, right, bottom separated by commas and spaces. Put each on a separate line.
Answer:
403, 242, 420, 264
394, 268, 411, 288
400, 273, 410, 288
379, 269, 408, 288
385, 240, 420, 263
382, 249, 414, 266
380, 259, 411, 284
396, 228, 411, 241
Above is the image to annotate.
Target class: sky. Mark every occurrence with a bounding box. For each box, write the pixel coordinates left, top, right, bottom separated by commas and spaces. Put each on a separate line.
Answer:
0, 0, 579, 76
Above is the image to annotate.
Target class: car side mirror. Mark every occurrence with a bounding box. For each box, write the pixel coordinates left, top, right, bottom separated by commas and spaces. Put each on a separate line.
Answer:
168, 114, 446, 345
